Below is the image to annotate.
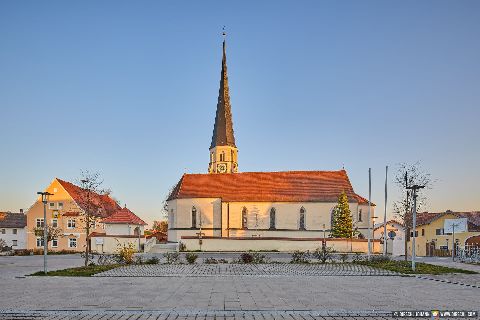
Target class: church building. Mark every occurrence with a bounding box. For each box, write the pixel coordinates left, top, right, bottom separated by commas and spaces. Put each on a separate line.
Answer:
167, 37, 376, 252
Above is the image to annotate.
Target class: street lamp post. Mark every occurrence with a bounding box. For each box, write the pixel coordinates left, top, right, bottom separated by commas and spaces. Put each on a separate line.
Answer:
406, 185, 425, 272
37, 191, 53, 274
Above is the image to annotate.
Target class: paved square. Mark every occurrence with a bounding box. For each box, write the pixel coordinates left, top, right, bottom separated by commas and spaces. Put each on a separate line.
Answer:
0, 255, 479, 319
94, 263, 400, 277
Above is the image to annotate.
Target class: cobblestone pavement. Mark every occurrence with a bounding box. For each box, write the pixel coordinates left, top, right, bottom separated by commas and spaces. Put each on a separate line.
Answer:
94, 263, 400, 277
0, 310, 428, 320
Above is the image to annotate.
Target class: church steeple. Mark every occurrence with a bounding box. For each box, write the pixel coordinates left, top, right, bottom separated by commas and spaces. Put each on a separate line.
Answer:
208, 33, 238, 174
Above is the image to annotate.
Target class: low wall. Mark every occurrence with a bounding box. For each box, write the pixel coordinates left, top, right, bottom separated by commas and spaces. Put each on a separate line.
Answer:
180, 237, 381, 253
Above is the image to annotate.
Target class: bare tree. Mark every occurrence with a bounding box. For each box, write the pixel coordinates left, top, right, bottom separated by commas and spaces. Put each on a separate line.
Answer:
392, 162, 433, 260
33, 225, 63, 246
75, 170, 111, 266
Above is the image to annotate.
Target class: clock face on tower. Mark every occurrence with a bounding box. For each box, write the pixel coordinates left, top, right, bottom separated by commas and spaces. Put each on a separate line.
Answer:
217, 163, 227, 173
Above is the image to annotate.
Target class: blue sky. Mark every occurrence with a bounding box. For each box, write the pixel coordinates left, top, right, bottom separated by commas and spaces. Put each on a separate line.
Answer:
1, 1, 479, 225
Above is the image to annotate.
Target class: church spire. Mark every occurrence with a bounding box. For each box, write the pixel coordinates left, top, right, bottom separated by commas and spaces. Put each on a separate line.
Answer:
210, 35, 236, 149
208, 31, 238, 174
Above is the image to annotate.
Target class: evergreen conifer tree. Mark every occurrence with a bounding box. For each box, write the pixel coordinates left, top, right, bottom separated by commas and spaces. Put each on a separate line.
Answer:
331, 191, 354, 238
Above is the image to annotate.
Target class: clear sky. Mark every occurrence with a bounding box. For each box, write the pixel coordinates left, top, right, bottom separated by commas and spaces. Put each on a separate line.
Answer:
1, 1, 479, 225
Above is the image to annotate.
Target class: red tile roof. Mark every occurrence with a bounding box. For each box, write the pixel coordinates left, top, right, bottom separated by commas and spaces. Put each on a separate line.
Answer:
416, 211, 480, 231
57, 178, 121, 218
102, 207, 147, 225
168, 170, 372, 204
0, 212, 27, 228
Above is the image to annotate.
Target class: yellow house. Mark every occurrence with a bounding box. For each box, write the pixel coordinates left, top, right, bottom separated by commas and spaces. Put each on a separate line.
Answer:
26, 178, 120, 252
407, 211, 480, 257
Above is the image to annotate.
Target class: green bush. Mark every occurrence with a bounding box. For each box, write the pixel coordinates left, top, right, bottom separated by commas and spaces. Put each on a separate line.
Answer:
312, 247, 334, 264
163, 252, 180, 264
338, 253, 349, 263
291, 250, 310, 263
252, 252, 269, 263
240, 253, 254, 263
185, 252, 198, 264
178, 242, 186, 252
145, 256, 160, 264
204, 257, 218, 264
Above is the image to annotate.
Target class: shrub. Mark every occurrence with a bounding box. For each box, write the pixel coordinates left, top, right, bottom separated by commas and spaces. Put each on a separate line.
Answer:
145, 256, 160, 265
352, 252, 364, 263
252, 252, 269, 264
370, 255, 391, 263
116, 243, 136, 264
178, 242, 186, 252
338, 253, 349, 263
291, 250, 311, 263
312, 247, 334, 264
135, 255, 144, 265
204, 257, 218, 264
218, 258, 228, 264
240, 253, 254, 263
185, 252, 198, 264
163, 252, 180, 264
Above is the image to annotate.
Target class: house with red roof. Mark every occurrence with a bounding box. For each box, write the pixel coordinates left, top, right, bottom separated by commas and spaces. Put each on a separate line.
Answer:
26, 178, 124, 252
165, 39, 378, 252
90, 206, 147, 253
407, 210, 480, 257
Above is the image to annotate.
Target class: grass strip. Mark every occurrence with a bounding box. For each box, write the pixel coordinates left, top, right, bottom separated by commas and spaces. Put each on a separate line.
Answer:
356, 260, 477, 275
29, 264, 119, 277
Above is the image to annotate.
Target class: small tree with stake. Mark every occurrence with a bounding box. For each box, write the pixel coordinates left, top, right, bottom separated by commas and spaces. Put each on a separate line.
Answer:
75, 170, 111, 266
331, 191, 354, 238
392, 162, 433, 261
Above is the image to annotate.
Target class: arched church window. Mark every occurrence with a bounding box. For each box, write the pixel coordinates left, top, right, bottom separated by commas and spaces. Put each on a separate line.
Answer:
191, 207, 197, 228
358, 209, 362, 222
269, 208, 276, 230
242, 207, 248, 229
299, 207, 306, 230
134, 226, 140, 236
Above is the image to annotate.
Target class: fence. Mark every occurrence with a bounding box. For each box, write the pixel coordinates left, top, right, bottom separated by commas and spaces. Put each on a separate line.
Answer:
456, 244, 480, 264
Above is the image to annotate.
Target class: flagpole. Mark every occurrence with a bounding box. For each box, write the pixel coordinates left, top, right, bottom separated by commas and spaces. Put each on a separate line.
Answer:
367, 168, 372, 259
383, 166, 388, 255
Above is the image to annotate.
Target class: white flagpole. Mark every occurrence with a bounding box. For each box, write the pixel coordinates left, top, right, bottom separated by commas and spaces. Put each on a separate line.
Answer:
383, 166, 388, 255
367, 168, 372, 259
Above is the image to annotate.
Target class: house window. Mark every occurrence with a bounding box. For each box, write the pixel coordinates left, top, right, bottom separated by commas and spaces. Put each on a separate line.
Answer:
358, 209, 362, 222
1, 229, 5, 234
299, 207, 306, 230
36, 237, 44, 247
52, 219, 58, 228
269, 208, 276, 230
192, 207, 197, 228
421, 229, 425, 236
12, 240, 18, 246
170, 209, 174, 228
58, 202, 63, 210
36, 219, 44, 228
410, 231, 419, 237
67, 219, 76, 229
68, 238, 77, 248
51, 238, 58, 248
242, 207, 248, 229
13, 229, 17, 235
436, 228, 444, 235
49, 202, 55, 209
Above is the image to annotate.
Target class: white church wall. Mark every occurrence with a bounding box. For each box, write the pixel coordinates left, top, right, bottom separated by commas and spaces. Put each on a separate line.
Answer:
180, 237, 382, 253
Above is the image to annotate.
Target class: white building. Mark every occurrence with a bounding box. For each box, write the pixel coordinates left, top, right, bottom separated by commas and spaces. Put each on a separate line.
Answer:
165, 37, 377, 252
374, 220, 405, 256
0, 211, 27, 249
90, 206, 147, 254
